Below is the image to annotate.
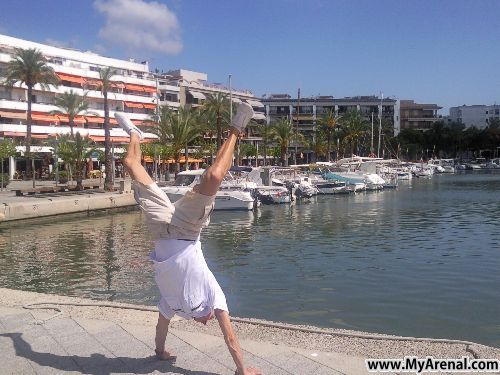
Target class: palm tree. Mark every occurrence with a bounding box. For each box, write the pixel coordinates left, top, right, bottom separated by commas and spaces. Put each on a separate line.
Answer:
254, 122, 274, 166
318, 108, 342, 161
307, 132, 328, 163
238, 142, 257, 166
342, 110, 369, 156
272, 117, 295, 166
203, 93, 230, 149
50, 90, 92, 138
154, 106, 201, 174
58, 132, 96, 190
97, 67, 118, 191
1, 48, 59, 178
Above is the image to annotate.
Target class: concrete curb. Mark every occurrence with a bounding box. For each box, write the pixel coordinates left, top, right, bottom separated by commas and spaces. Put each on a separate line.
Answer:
0, 192, 136, 221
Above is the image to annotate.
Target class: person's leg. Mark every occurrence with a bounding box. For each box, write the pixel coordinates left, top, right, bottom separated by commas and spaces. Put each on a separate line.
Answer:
123, 132, 154, 185
193, 128, 239, 196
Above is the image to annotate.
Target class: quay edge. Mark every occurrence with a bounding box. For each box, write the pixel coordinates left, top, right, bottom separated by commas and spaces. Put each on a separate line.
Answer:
0, 191, 137, 222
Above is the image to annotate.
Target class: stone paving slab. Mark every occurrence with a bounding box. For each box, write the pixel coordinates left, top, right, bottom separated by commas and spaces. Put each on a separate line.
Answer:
3, 289, 496, 375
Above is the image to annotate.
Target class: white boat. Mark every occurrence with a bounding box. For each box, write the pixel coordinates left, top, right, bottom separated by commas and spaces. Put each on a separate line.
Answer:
313, 179, 350, 194
255, 186, 291, 204
484, 158, 500, 169
161, 170, 256, 211
291, 178, 319, 199
428, 159, 455, 173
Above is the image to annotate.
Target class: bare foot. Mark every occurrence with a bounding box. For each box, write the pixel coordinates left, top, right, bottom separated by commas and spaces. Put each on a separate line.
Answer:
155, 349, 176, 361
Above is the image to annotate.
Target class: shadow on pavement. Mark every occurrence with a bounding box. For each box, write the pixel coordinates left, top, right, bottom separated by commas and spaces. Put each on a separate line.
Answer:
1, 332, 223, 375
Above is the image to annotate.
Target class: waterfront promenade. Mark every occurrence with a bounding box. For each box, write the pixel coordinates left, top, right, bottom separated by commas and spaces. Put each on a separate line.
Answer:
1, 288, 499, 375
0, 179, 139, 222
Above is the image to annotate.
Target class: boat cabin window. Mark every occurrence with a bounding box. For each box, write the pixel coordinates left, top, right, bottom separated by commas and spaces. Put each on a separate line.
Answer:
173, 174, 197, 186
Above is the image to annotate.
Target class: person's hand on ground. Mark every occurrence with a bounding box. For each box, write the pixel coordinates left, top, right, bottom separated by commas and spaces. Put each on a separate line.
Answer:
154, 349, 176, 361
235, 367, 262, 375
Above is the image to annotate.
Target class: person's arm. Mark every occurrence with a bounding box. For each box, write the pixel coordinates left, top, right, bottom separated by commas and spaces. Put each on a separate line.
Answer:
215, 309, 261, 375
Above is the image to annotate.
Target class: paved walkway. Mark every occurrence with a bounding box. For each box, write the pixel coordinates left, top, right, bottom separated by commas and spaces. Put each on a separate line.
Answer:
0, 290, 369, 375
2, 289, 499, 375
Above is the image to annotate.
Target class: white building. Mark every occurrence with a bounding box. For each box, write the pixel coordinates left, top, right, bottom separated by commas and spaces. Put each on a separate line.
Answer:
449, 104, 500, 129
0, 33, 174, 178
158, 69, 265, 120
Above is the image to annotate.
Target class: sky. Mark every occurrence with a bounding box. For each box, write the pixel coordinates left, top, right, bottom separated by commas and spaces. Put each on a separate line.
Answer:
1, 0, 499, 113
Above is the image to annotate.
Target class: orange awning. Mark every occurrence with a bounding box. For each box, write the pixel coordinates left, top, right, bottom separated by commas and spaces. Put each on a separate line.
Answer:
55, 115, 86, 124
143, 86, 157, 93
143, 156, 203, 163
84, 78, 100, 86
3, 131, 25, 137
125, 83, 157, 93
89, 136, 132, 143
32, 114, 59, 122
0, 111, 27, 120
142, 103, 157, 110
85, 116, 104, 124
124, 101, 144, 108
57, 73, 84, 85
3, 131, 48, 139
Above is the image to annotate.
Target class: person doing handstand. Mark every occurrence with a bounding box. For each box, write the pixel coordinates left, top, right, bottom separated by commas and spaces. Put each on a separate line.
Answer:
115, 103, 261, 375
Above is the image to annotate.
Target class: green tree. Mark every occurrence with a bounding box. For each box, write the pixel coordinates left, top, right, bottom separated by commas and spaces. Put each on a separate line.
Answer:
254, 122, 274, 166
342, 110, 369, 156
272, 117, 295, 166
58, 132, 96, 190
153, 106, 201, 174
307, 132, 328, 162
238, 142, 258, 166
318, 108, 341, 161
97, 67, 118, 191
203, 93, 230, 149
50, 90, 93, 138
1, 48, 59, 178
0, 139, 17, 189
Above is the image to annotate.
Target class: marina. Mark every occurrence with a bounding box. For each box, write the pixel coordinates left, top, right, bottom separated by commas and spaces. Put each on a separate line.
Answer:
1, 171, 498, 347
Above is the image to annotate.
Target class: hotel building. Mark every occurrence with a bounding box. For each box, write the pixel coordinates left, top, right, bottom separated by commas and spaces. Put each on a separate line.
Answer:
0, 33, 171, 178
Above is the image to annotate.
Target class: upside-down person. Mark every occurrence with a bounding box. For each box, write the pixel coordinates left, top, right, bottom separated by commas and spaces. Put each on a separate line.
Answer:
115, 103, 262, 375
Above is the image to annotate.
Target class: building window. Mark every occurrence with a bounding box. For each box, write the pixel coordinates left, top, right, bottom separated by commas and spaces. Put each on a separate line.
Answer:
89, 66, 100, 72
49, 58, 63, 65
276, 106, 290, 115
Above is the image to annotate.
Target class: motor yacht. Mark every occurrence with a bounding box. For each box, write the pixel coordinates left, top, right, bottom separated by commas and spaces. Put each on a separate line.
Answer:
161, 169, 256, 211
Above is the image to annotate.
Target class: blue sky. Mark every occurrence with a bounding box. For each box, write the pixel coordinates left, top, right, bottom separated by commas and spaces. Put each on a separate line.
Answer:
1, 0, 499, 113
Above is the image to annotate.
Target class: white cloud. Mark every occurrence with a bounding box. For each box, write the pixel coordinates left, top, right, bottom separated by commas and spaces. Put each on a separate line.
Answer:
94, 0, 182, 55
45, 38, 74, 49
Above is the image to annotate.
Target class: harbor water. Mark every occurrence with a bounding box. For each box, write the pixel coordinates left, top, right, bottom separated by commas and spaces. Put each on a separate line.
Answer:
1, 172, 499, 347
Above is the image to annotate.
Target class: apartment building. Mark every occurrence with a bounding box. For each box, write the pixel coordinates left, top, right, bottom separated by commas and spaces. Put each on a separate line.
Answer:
259, 94, 400, 162
399, 100, 442, 131
157, 69, 266, 119
263, 93, 399, 137
449, 104, 500, 129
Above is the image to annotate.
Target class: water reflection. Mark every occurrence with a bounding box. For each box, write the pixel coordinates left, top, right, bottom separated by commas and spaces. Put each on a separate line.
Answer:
0, 172, 499, 346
